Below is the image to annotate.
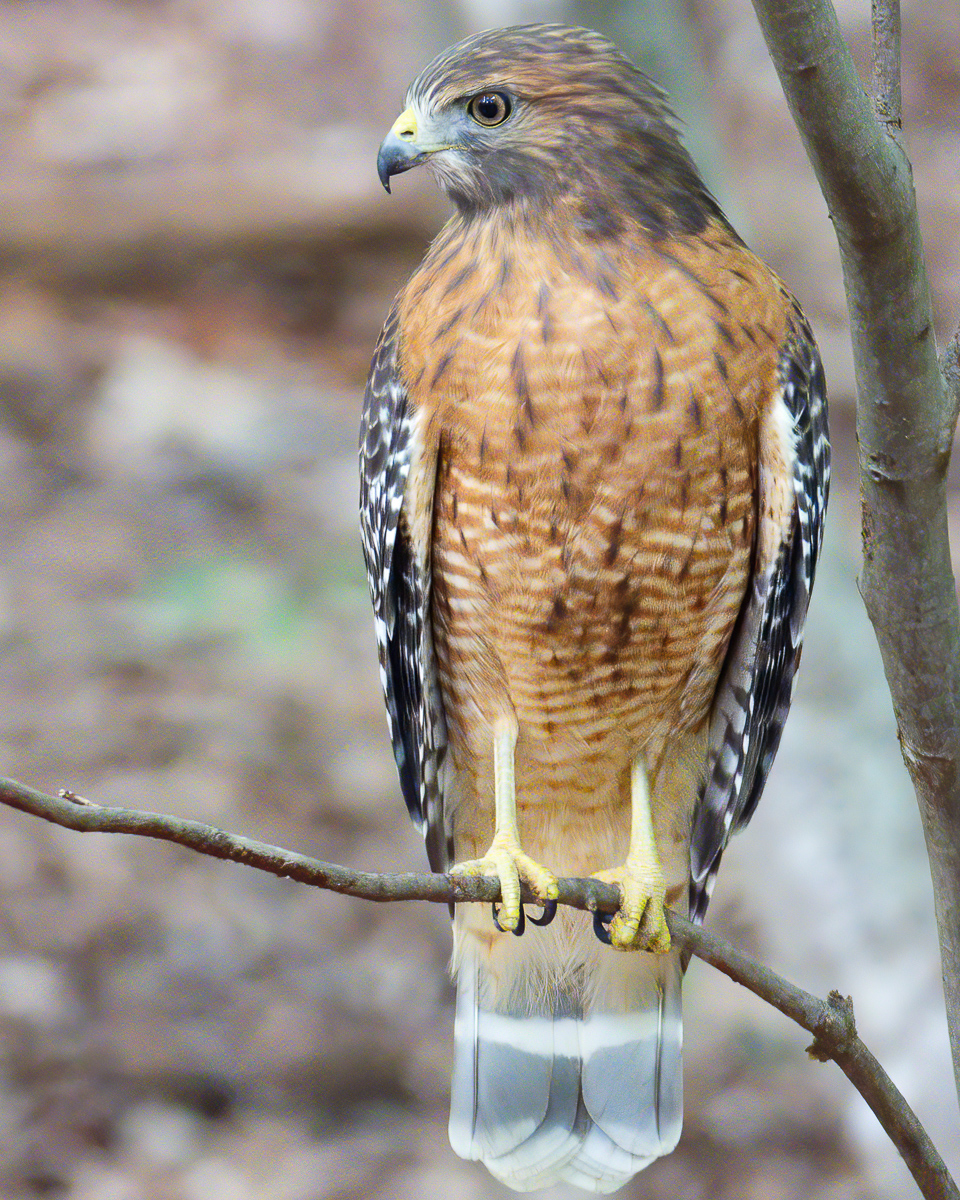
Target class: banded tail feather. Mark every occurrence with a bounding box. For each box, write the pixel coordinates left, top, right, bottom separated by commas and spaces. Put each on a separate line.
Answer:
449, 911, 683, 1193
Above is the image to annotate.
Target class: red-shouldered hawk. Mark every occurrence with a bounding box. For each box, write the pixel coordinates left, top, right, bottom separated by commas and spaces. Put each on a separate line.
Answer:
360, 24, 829, 1194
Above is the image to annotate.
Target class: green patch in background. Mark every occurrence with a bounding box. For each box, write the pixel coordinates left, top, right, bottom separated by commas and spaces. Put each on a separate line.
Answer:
133, 551, 367, 657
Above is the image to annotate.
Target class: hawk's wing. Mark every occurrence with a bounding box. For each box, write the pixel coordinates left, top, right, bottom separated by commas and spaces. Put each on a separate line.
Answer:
689, 317, 829, 922
359, 306, 449, 870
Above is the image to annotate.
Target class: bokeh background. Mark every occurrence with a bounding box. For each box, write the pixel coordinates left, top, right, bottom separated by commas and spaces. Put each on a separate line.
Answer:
0, 0, 957, 1197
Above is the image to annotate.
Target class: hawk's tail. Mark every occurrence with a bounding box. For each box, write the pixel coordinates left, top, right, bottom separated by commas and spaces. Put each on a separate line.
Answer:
448, 913, 683, 1193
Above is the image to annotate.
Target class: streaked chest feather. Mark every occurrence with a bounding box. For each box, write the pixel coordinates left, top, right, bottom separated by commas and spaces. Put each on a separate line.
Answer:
398, 214, 786, 753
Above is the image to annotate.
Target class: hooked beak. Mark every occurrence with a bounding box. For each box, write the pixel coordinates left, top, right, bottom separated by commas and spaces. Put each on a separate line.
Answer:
377, 107, 431, 193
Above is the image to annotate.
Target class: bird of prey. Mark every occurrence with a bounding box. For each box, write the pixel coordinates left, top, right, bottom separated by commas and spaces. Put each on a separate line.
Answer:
360, 23, 828, 1194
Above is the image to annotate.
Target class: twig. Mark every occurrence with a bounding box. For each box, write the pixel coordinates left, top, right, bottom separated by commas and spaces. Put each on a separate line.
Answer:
689, 923, 957, 1199
0, 775, 956, 1200
940, 331, 960, 445
872, 0, 902, 135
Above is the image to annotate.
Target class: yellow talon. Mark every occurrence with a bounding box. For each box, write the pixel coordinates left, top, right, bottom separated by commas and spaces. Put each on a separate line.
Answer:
592, 863, 670, 951
593, 755, 670, 952
450, 717, 558, 933
452, 840, 558, 932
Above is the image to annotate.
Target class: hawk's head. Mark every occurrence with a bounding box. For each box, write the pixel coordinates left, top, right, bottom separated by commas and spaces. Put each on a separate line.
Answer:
377, 24, 719, 237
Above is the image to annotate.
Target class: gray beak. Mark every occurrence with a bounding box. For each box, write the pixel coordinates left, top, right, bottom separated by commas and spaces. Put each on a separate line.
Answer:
377, 130, 426, 193
377, 107, 428, 194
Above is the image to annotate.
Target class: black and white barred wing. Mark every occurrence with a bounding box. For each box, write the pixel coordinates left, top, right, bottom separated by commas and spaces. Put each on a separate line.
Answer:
359, 306, 449, 871
690, 318, 830, 923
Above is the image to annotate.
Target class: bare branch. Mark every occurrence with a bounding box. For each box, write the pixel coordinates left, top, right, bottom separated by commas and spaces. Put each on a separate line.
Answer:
690, 925, 958, 1200
941, 331, 960, 444
0, 775, 956, 1200
751, 0, 960, 1104
871, 0, 902, 134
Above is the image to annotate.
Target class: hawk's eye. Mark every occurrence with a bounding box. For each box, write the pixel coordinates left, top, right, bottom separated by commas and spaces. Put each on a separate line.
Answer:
468, 92, 511, 127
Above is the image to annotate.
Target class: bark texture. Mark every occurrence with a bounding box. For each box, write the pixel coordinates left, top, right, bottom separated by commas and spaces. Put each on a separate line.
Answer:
751, 0, 960, 1100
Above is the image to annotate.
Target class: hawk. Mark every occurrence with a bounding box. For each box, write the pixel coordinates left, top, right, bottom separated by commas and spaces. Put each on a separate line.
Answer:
361, 24, 828, 1194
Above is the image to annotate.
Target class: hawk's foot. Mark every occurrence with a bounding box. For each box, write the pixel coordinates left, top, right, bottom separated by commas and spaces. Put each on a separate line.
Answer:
451, 837, 559, 935
591, 861, 670, 952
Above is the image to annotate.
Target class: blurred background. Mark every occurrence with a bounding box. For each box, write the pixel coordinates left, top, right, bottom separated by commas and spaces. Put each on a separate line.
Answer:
0, 0, 957, 1197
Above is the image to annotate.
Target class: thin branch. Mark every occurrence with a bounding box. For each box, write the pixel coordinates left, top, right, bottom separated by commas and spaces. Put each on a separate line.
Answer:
940, 330, 960, 446
871, 0, 902, 134
0, 775, 956, 1200
751, 0, 960, 1106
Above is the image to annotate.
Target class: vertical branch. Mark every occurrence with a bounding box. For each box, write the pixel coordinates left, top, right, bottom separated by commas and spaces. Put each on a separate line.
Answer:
751, 0, 960, 1104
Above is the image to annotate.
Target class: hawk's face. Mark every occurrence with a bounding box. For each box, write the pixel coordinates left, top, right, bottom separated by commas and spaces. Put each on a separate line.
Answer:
377, 24, 715, 237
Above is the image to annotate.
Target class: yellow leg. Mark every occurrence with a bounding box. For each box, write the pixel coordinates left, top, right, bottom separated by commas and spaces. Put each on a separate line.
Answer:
450, 717, 558, 932
592, 756, 671, 952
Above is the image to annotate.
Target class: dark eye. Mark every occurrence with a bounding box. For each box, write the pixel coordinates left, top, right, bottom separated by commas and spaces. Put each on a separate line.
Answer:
468, 92, 511, 127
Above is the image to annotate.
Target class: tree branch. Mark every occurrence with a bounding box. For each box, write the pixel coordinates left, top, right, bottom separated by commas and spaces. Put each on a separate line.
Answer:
871, 0, 902, 135
940, 330, 960, 443
0, 775, 956, 1200
751, 0, 960, 1105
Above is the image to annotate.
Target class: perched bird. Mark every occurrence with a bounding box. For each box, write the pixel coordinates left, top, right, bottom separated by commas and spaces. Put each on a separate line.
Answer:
360, 23, 828, 1194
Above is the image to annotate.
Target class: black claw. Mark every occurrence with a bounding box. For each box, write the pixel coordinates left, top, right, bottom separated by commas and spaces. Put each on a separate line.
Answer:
593, 910, 614, 945
492, 902, 525, 936
528, 899, 557, 927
